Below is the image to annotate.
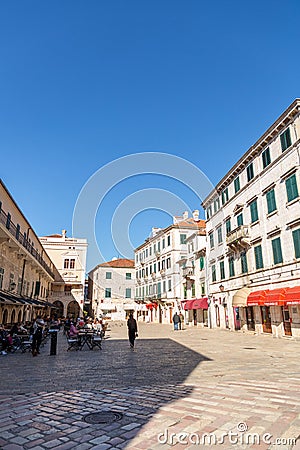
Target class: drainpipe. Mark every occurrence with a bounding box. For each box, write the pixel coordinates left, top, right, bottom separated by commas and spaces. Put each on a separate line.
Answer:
20, 258, 26, 296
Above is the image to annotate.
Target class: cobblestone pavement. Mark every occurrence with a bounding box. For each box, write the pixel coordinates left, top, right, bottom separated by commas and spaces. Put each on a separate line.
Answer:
0, 323, 300, 450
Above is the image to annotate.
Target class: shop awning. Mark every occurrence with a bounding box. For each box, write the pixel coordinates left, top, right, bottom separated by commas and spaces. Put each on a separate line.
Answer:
192, 298, 208, 309
285, 286, 300, 305
184, 300, 195, 310
247, 290, 267, 306
232, 287, 251, 307
264, 288, 286, 306
146, 302, 158, 310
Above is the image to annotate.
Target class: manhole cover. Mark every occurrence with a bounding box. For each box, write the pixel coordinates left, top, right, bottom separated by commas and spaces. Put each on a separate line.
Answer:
84, 411, 123, 424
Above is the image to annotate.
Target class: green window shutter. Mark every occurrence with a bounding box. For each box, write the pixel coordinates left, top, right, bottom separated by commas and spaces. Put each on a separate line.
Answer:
225, 218, 231, 234
247, 163, 254, 182
286, 174, 299, 203
254, 245, 264, 269
266, 189, 277, 214
241, 252, 248, 273
292, 229, 300, 259
217, 226, 223, 244
220, 260, 225, 280
250, 200, 258, 223
234, 177, 240, 193
262, 148, 271, 168
237, 213, 243, 226
199, 256, 205, 270
229, 257, 235, 277
272, 237, 283, 264
280, 128, 292, 152
211, 264, 216, 282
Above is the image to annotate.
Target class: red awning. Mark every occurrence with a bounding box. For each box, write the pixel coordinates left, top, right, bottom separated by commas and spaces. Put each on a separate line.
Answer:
285, 286, 300, 305
247, 290, 267, 306
264, 288, 286, 306
184, 300, 195, 310
192, 298, 208, 309
146, 303, 158, 310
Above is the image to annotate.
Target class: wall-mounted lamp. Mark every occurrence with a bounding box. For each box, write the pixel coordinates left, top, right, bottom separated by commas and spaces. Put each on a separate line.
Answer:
219, 284, 225, 292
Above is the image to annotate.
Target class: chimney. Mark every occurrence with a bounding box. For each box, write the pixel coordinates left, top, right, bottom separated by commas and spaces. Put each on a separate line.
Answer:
182, 211, 189, 220
192, 210, 199, 221
62, 229, 67, 240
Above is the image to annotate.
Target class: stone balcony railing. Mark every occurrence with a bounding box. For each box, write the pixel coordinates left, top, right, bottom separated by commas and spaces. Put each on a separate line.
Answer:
226, 225, 251, 251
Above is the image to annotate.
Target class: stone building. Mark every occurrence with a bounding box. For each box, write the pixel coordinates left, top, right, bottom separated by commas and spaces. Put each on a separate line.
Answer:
0, 180, 55, 325
88, 258, 135, 320
134, 211, 206, 323
202, 99, 300, 338
39, 231, 88, 319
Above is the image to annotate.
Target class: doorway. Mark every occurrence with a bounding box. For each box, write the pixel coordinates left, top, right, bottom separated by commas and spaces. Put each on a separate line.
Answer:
246, 306, 255, 331
282, 307, 292, 336
261, 306, 272, 333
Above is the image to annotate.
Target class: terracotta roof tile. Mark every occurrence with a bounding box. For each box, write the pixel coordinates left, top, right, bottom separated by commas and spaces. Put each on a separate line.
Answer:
99, 258, 135, 268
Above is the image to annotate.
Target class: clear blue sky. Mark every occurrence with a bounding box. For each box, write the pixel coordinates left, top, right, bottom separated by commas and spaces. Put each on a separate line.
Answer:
1, 0, 299, 270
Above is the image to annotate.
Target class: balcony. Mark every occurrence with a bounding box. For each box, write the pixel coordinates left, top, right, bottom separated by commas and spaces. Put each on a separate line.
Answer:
182, 266, 194, 278
0, 207, 55, 279
226, 226, 251, 251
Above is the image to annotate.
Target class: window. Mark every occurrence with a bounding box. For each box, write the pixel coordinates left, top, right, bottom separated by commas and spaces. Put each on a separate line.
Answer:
6, 212, 11, 230
209, 233, 214, 249
280, 128, 292, 152
220, 260, 225, 280
206, 205, 212, 219
201, 283, 205, 295
211, 264, 216, 282
272, 237, 283, 264
292, 228, 300, 259
126, 273, 131, 280
0, 268, 4, 289
221, 188, 229, 205
199, 256, 205, 270
70, 259, 75, 269
180, 234, 187, 244
167, 235, 171, 246
18, 277, 22, 295
225, 218, 231, 234
247, 163, 254, 182
234, 176, 240, 193
286, 174, 299, 203
163, 281, 166, 292
192, 283, 196, 297
162, 239, 165, 249
184, 284, 187, 299
262, 147, 271, 168
106, 272, 112, 279
16, 224, 20, 240
213, 198, 220, 213
105, 288, 111, 298
249, 199, 259, 223
254, 245, 264, 269
166, 257, 171, 269
145, 249, 148, 258
153, 244, 156, 253
241, 251, 248, 273
229, 257, 235, 277
149, 246, 152, 256
157, 241, 161, 252
217, 225, 223, 244
237, 213, 243, 226
125, 288, 131, 298
64, 259, 69, 269
168, 279, 172, 291
266, 189, 277, 214
153, 263, 156, 273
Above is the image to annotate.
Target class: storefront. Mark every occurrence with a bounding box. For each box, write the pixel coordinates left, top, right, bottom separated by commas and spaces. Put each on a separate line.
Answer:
232, 287, 250, 331
184, 298, 208, 326
247, 286, 300, 338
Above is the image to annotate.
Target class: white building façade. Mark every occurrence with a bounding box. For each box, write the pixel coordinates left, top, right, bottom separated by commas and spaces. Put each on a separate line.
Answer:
202, 98, 300, 339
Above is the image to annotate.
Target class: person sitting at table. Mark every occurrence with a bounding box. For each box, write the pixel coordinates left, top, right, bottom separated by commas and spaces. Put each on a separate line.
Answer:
84, 318, 93, 330
69, 322, 79, 338
92, 318, 103, 335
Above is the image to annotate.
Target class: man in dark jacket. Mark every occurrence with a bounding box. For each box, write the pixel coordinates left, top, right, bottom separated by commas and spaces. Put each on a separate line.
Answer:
173, 312, 181, 331
127, 313, 138, 350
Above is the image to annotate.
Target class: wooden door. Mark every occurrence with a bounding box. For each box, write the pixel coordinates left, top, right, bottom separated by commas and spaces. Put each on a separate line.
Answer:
282, 307, 292, 336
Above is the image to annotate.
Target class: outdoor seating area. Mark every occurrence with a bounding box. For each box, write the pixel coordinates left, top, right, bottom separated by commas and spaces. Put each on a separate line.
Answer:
66, 317, 104, 351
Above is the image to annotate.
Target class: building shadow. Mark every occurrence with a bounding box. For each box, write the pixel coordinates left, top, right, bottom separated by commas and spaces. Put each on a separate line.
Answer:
0, 335, 212, 448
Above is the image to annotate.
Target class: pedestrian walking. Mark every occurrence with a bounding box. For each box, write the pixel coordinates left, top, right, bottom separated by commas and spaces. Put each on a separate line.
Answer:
172, 312, 181, 331
127, 313, 138, 350
179, 312, 184, 330
32, 317, 45, 357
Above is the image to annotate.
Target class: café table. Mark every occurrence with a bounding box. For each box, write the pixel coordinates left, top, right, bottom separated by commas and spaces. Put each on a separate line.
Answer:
78, 330, 94, 350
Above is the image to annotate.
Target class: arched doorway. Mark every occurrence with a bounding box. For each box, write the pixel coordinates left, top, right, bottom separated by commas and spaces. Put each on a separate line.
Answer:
3, 309, 8, 325
18, 309, 22, 323
11, 309, 16, 324
52, 301, 64, 318
67, 300, 80, 319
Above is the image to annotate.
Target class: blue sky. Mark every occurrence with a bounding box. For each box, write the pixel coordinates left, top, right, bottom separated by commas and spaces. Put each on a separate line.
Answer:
1, 0, 299, 270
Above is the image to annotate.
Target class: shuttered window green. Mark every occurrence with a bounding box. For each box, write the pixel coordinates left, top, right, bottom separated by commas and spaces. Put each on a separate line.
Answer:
286, 174, 299, 203
266, 189, 277, 214
254, 245, 264, 269
272, 237, 283, 264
